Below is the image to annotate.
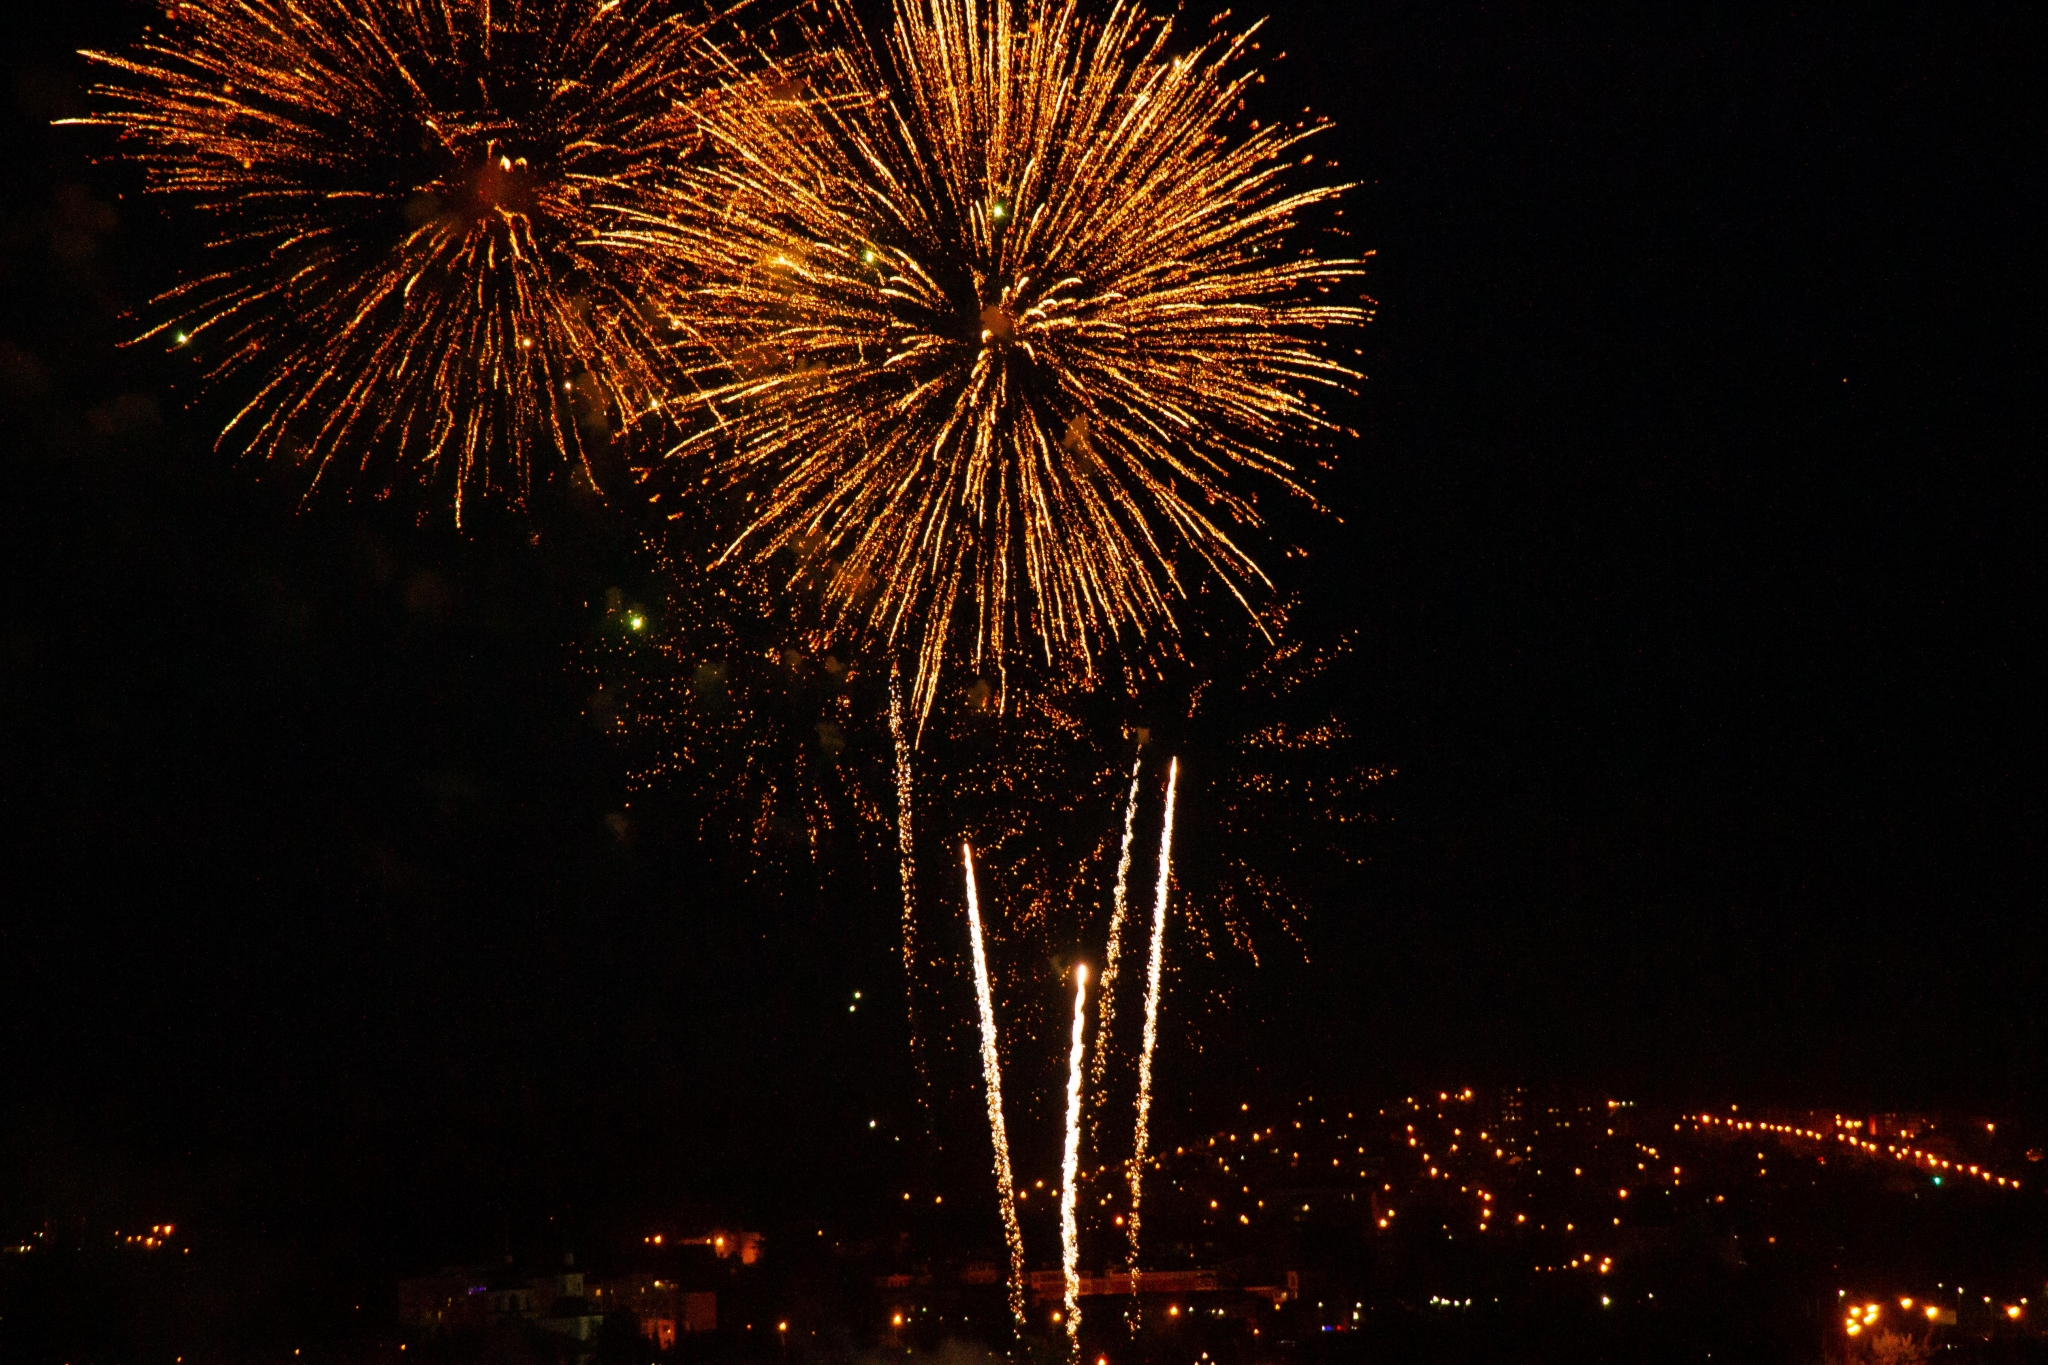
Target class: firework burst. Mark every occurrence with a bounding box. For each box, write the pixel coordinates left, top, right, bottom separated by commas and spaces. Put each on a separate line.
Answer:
73, 0, 749, 520
651, 0, 1369, 721
588, 531, 890, 879
1162, 600, 1392, 963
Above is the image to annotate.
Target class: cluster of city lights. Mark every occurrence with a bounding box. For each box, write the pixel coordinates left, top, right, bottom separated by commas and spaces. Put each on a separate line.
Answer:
1532, 1253, 1611, 1275
1840, 1292, 2023, 1336
1694, 1113, 2023, 1190
640, 1233, 729, 1251
1088, 1086, 2044, 1341
1149, 1087, 1663, 1281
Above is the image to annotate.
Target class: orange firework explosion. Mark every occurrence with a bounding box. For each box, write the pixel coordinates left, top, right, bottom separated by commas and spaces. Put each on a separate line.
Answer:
72, 0, 749, 521
648, 0, 1370, 722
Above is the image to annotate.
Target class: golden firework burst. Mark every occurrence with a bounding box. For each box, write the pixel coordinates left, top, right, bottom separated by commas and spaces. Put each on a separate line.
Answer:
644, 0, 1371, 721
72, 0, 753, 520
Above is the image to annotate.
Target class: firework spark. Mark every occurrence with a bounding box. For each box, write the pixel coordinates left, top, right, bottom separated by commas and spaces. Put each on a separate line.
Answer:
1089, 746, 1144, 1103
653, 0, 1369, 721
73, 0, 744, 519
1126, 756, 1179, 1284
1060, 961, 1089, 1357
963, 844, 1028, 1326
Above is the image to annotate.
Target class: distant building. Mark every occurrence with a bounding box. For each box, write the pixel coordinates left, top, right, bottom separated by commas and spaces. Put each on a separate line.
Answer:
1026, 1269, 1220, 1300
1867, 1114, 1933, 1140
643, 1228, 764, 1264
532, 1261, 603, 1341
541, 1294, 604, 1343
712, 1230, 764, 1265
397, 1269, 491, 1334
401, 1255, 620, 1343
590, 1273, 716, 1343
1496, 1087, 1527, 1142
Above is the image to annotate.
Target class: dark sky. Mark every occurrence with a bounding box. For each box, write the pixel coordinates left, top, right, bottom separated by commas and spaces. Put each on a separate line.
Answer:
0, 0, 2038, 1285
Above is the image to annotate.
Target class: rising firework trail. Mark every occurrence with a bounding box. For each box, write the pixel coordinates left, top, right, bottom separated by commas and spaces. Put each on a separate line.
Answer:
73, 0, 745, 520
964, 844, 1028, 1327
1090, 748, 1144, 1101
654, 0, 1370, 720
892, 664, 929, 1104
1060, 961, 1090, 1359
1126, 757, 1179, 1291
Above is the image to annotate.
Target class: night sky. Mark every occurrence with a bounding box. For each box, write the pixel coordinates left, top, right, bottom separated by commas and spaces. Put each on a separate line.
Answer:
1, 0, 2037, 1291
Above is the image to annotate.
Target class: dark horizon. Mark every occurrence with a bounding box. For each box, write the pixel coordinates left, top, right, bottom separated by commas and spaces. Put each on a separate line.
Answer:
1, 0, 2037, 1305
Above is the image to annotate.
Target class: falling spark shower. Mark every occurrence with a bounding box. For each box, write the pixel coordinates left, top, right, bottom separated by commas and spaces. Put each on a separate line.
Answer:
964, 844, 1028, 1326
1126, 757, 1180, 1282
1060, 962, 1090, 1356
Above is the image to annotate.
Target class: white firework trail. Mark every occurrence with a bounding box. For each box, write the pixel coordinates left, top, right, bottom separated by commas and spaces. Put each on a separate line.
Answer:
1060, 962, 1090, 1359
1125, 757, 1179, 1289
1089, 748, 1145, 1097
963, 844, 1028, 1327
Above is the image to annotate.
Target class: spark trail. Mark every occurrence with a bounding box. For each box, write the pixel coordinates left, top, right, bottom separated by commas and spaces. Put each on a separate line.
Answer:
1061, 962, 1090, 1358
964, 844, 1027, 1326
1089, 748, 1144, 1099
1126, 757, 1179, 1288
892, 664, 928, 1103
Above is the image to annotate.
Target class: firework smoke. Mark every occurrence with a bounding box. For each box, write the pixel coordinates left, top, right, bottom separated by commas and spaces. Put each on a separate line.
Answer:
963, 844, 1028, 1326
1125, 756, 1179, 1283
1060, 961, 1090, 1357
